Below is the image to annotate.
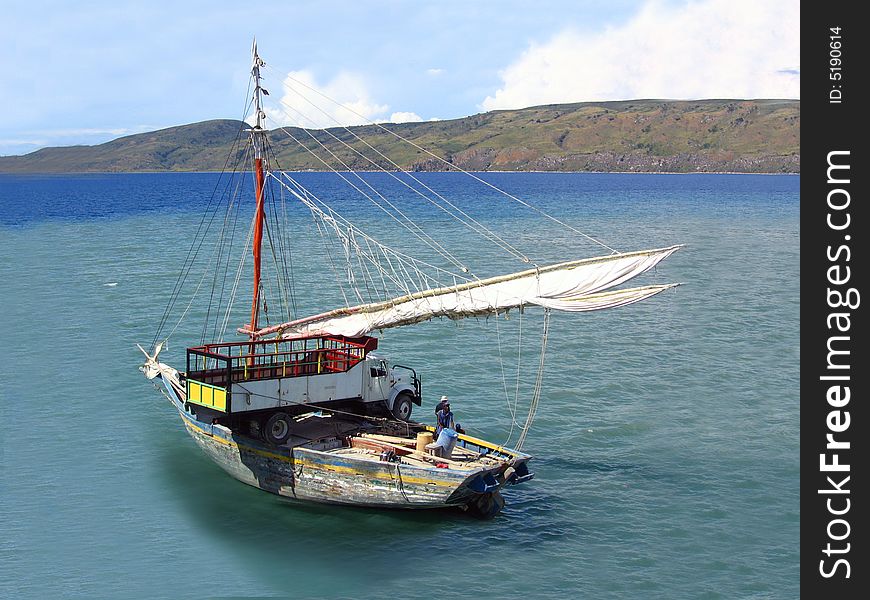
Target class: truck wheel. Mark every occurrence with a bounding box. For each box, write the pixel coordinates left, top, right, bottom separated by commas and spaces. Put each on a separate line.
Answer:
392, 393, 413, 421
264, 412, 292, 445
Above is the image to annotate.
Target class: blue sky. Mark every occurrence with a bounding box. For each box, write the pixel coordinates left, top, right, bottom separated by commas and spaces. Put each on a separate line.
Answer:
0, 0, 798, 156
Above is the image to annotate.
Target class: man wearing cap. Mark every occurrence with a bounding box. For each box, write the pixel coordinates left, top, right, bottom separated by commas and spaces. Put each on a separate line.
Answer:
435, 395, 449, 416
435, 400, 456, 438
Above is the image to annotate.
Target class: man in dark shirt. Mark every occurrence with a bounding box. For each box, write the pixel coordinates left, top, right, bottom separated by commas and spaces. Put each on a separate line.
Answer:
435, 401, 455, 438
435, 395, 449, 416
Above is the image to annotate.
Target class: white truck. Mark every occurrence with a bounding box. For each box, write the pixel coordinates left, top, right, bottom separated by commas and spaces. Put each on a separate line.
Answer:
183, 335, 423, 444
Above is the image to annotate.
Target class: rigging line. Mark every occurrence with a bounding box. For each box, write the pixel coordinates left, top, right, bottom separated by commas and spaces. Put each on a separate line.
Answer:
204, 143, 252, 344
152, 133, 241, 347
152, 90, 253, 348
264, 105, 488, 275
513, 306, 524, 430
277, 170, 448, 281
259, 144, 285, 317
363, 236, 390, 298
167, 147, 248, 347
344, 226, 401, 295
277, 171, 452, 295
268, 66, 618, 254
348, 228, 379, 303
209, 85, 254, 342
270, 118, 472, 278
272, 84, 530, 264
232, 385, 409, 426
211, 79, 259, 340
273, 172, 468, 282
379, 245, 411, 295
262, 187, 292, 320
276, 171, 299, 318
271, 182, 457, 297
201, 177, 235, 344
210, 149, 250, 342
260, 219, 280, 327
219, 212, 255, 342
516, 308, 551, 451
164, 245, 217, 345
338, 224, 365, 303
206, 89, 256, 342
327, 218, 406, 296
168, 157, 247, 346
493, 309, 522, 448
394, 259, 424, 304
260, 253, 278, 329
311, 210, 352, 307
281, 183, 299, 317
264, 116, 472, 274
262, 145, 299, 319
263, 136, 298, 319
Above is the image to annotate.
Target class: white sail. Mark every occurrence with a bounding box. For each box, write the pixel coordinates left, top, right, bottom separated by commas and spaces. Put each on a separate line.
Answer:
248, 245, 682, 339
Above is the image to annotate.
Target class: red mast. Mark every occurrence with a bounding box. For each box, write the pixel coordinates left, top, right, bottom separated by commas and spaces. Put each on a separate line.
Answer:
248, 41, 268, 340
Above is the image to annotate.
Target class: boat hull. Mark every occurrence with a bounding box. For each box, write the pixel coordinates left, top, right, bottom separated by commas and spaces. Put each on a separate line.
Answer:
155, 375, 529, 512
180, 407, 477, 509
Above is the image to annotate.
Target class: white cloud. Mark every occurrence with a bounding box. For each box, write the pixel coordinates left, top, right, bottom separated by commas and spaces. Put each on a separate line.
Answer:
0, 125, 160, 154
262, 70, 389, 129
37, 127, 135, 137
482, 0, 799, 110
389, 111, 424, 123
426, 68, 445, 76
0, 139, 46, 146
25, 126, 156, 138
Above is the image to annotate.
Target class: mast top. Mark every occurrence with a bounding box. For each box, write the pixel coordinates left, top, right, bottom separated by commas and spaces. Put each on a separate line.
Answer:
249, 39, 268, 157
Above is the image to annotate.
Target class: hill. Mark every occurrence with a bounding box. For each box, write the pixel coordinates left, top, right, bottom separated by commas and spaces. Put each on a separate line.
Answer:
0, 99, 799, 173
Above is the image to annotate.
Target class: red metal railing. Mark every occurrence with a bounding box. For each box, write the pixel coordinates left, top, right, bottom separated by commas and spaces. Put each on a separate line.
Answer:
186, 335, 378, 387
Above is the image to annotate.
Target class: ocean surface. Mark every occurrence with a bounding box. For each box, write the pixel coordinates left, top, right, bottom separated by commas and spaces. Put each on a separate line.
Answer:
0, 172, 799, 599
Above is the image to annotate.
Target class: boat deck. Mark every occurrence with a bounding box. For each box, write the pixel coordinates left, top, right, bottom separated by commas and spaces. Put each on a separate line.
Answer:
333, 433, 505, 471
270, 414, 504, 472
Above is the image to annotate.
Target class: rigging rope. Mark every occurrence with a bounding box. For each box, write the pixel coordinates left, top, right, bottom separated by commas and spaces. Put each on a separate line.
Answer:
493, 308, 524, 448
152, 78, 254, 350
270, 86, 531, 264
218, 211, 255, 342
516, 308, 551, 451
203, 143, 252, 344
208, 149, 248, 343
265, 65, 619, 255
265, 115, 472, 275
270, 172, 469, 293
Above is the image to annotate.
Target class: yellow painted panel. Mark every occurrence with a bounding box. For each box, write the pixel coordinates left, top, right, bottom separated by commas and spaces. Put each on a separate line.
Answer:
189, 381, 201, 403
213, 389, 226, 411
186, 380, 227, 412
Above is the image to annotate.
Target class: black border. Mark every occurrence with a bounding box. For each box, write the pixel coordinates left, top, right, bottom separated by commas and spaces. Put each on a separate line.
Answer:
802, 3, 867, 596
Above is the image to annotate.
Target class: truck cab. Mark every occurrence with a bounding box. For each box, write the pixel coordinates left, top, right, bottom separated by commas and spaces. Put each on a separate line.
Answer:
365, 354, 421, 421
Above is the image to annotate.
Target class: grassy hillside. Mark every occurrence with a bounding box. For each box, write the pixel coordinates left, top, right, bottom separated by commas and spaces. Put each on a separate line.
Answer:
0, 99, 799, 173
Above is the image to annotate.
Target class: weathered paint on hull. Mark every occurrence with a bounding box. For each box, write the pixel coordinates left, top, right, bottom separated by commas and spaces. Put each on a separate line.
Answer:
153, 374, 525, 511
180, 410, 479, 508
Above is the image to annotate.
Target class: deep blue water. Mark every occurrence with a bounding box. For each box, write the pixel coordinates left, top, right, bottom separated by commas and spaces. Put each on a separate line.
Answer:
0, 172, 799, 598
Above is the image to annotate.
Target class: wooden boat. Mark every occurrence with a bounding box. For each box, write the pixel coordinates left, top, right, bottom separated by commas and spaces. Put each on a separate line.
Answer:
143, 335, 531, 517
139, 42, 679, 517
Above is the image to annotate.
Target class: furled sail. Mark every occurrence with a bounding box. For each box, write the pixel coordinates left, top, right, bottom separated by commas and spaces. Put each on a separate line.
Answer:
246, 245, 682, 339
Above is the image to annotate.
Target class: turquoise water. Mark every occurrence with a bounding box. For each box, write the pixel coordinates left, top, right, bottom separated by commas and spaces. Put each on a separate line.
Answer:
0, 173, 799, 598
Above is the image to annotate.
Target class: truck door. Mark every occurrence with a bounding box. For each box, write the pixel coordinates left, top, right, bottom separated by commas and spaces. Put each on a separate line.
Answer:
366, 359, 390, 403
